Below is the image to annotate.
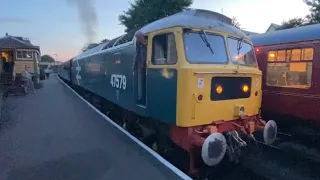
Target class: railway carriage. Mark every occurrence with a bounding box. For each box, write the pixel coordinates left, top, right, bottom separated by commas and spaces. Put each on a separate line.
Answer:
58, 60, 72, 82
251, 24, 320, 126
58, 9, 278, 175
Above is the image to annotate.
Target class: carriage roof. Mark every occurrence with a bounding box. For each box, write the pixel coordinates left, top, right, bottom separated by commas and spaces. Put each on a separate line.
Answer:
250, 24, 320, 46
73, 9, 248, 61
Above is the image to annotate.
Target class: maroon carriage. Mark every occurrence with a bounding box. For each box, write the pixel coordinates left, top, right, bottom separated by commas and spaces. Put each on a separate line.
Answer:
250, 24, 320, 126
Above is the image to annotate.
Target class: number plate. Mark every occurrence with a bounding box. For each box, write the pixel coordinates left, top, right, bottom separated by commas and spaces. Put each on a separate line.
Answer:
110, 74, 127, 90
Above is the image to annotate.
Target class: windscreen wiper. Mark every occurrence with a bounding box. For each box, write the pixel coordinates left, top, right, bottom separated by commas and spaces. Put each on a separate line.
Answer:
237, 38, 244, 55
200, 29, 214, 54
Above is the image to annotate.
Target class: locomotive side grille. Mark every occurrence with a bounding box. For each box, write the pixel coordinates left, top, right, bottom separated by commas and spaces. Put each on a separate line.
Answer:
210, 77, 252, 101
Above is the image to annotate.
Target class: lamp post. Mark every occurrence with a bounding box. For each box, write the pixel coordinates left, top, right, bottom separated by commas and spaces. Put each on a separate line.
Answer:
53, 54, 58, 66
53, 54, 58, 73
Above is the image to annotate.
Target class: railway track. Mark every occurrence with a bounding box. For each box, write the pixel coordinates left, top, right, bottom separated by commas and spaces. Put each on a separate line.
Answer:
242, 131, 320, 180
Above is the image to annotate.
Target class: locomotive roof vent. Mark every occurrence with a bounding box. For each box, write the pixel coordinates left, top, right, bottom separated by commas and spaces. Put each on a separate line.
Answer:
180, 9, 232, 25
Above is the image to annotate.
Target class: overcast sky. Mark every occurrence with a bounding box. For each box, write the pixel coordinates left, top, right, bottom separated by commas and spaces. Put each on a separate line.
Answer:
0, 0, 310, 61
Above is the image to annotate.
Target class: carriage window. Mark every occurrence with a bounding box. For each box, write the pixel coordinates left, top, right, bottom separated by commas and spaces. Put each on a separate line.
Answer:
266, 48, 313, 89
291, 49, 301, 61
152, 33, 177, 65
302, 48, 313, 60
268, 50, 286, 62
268, 51, 276, 62
277, 50, 286, 61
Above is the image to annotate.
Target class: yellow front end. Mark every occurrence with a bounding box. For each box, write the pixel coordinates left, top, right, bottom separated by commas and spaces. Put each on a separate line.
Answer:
176, 65, 262, 127
174, 28, 262, 127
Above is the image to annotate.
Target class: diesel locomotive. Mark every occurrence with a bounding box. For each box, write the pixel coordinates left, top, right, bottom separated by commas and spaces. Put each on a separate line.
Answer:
58, 9, 278, 175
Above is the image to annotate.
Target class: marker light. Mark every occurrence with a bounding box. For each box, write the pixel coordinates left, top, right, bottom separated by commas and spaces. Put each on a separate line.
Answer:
255, 48, 260, 53
197, 94, 204, 101
242, 85, 249, 93
216, 85, 223, 94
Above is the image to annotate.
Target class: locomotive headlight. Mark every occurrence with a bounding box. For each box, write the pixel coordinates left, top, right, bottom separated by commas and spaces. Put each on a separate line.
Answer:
242, 85, 249, 93
216, 85, 223, 94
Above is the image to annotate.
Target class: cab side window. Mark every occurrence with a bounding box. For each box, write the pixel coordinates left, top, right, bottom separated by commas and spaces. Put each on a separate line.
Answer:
152, 33, 177, 65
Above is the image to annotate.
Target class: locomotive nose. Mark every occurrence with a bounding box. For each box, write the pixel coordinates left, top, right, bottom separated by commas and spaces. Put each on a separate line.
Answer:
201, 133, 227, 166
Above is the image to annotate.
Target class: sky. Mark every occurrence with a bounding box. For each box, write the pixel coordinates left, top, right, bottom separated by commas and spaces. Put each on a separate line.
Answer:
0, 0, 310, 62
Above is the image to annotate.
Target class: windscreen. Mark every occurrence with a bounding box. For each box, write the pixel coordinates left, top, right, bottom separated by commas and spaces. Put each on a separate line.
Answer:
183, 31, 228, 64
227, 37, 257, 67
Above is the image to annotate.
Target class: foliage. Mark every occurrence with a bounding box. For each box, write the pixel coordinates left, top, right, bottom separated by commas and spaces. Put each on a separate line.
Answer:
304, 0, 320, 24
119, 0, 193, 33
81, 43, 99, 52
276, 0, 320, 30
80, 39, 109, 53
276, 17, 308, 30
100, 39, 110, 44
231, 16, 241, 29
40, 55, 55, 62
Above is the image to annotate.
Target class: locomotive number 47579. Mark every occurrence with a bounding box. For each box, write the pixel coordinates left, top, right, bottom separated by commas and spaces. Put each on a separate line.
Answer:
110, 74, 127, 90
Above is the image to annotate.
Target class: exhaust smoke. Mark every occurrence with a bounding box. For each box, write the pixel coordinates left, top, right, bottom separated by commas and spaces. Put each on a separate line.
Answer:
66, 0, 98, 43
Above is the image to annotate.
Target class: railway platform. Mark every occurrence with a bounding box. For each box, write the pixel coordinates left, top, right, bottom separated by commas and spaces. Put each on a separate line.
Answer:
0, 75, 190, 180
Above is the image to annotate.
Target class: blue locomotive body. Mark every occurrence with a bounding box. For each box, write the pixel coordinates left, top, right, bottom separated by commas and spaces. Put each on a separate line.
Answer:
64, 35, 178, 124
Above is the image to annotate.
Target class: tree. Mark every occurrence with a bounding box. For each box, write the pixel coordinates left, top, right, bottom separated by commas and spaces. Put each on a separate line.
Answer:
231, 16, 241, 29
41, 55, 55, 62
276, 17, 307, 30
119, 0, 193, 33
100, 39, 110, 44
304, 0, 320, 24
81, 43, 99, 52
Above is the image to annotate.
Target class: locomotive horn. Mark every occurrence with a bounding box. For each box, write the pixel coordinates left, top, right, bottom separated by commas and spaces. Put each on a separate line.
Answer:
201, 133, 227, 166
263, 120, 278, 145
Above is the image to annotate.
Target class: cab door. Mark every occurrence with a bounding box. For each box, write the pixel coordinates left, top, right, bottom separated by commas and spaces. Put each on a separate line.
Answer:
146, 30, 179, 124
133, 36, 148, 107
